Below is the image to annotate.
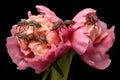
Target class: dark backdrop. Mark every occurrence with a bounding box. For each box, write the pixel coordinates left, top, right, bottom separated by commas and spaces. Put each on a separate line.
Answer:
1, 0, 119, 80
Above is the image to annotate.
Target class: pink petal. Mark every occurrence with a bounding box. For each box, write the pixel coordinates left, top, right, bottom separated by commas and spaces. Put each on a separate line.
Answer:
81, 51, 111, 70
35, 5, 61, 23
97, 26, 115, 52
72, 8, 96, 30
70, 28, 90, 55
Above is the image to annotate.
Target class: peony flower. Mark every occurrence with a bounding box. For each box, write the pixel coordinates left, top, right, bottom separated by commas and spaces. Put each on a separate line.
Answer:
69, 8, 115, 70
6, 5, 71, 74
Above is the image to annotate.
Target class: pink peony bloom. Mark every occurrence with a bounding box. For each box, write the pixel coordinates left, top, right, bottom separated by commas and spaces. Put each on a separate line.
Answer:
69, 8, 115, 70
6, 5, 71, 74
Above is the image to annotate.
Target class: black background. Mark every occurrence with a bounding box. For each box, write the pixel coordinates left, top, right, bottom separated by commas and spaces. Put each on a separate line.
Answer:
1, 0, 119, 80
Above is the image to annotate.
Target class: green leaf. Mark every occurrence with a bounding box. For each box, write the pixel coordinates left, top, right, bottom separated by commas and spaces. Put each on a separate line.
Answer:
50, 49, 75, 80
52, 61, 64, 78
42, 68, 51, 80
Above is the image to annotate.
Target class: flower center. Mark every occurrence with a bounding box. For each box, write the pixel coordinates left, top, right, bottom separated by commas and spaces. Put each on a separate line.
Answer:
16, 15, 61, 57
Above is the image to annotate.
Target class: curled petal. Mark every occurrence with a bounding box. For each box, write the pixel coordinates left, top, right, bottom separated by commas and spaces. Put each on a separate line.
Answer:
70, 28, 89, 55
6, 37, 29, 69
81, 51, 111, 70
35, 5, 61, 22
73, 8, 96, 22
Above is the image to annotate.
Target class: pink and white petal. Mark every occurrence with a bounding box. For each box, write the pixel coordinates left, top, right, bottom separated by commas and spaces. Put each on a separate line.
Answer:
17, 60, 28, 70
